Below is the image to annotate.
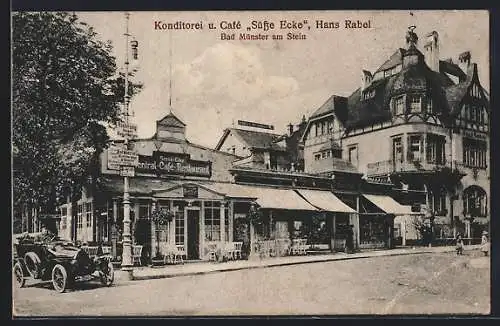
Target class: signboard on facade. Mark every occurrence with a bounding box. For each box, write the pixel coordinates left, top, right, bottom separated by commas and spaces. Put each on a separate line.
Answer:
183, 184, 199, 198
135, 151, 212, 177
237, 120, 274, 130
107, 145, 139, 170
116, 122, 138, 139
463, 130, 487, 140
120, 166, 135, 177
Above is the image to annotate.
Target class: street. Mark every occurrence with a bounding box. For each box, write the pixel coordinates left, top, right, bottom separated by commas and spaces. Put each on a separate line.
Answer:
13, 251, 490, 316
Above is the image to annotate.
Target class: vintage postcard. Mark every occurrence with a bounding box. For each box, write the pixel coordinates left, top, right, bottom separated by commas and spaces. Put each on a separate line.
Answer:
11, 10, 490, 316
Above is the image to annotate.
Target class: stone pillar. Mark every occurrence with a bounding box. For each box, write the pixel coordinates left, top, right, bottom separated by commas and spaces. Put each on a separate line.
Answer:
133, 201, 139, 245
151, 199, 157, 258
355, 196, 361, 249
331, 213, 337, 251
220, 201, 226, 243
229, 201, 234, 242
112, 199, 118, 259
170, 200, 175, 245
401, 218, 407, 246
200, 201, 205, 259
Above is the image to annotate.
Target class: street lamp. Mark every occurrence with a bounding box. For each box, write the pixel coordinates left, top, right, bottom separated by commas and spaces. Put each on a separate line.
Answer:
120, 12, 133, 280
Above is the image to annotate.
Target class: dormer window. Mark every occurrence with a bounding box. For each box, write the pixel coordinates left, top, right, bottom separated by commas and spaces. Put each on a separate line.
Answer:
394, 96, 405, 115
363, 90, 376, 100
409, 95, 422, 113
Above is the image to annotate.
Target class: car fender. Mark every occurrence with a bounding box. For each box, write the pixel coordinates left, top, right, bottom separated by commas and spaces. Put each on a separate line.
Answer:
13, 258, 30, 276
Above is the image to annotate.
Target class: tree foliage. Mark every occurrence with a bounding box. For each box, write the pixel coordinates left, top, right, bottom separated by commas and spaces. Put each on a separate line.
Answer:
12, 12, 142, 219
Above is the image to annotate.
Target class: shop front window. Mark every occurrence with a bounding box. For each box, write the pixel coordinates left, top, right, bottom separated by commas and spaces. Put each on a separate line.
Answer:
204, 201, 221, 241
175, 209, 184, 245
77, 204, 83, 229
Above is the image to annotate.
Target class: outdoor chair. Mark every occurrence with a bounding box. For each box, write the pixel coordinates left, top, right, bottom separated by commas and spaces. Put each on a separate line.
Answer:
173, 244, 185, 264
233, 241, 243, 259
206, 242, 218, 262
101, 245, 111, 256
159, 242, 173, 265
298, 239, 308, 255
83, 246, 99, 259
176, 245, 187, 263
291, 239, 301, 255
132, 245, 143, 266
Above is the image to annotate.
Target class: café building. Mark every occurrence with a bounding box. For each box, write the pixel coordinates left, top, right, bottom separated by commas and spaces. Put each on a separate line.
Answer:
57, 112, 414, 262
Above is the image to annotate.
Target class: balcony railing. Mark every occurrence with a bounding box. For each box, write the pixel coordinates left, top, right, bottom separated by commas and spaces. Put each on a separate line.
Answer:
366, 159, 450, 176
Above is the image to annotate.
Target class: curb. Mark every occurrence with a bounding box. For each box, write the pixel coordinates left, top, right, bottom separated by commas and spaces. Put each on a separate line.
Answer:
127, 245, 481, 282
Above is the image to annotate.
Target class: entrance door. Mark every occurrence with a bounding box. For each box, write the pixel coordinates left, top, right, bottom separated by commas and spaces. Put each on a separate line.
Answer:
186, 209, 200, 259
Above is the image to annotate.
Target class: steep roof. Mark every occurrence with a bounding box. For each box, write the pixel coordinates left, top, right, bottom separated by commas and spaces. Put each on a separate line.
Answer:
445, 63, 484, 116
375, 48, 405, 73
439, 60, 467, 81
215, 128, 285, 152
157, 112, 186, 127
345, 60, 456, 130
309, 95, 348, 123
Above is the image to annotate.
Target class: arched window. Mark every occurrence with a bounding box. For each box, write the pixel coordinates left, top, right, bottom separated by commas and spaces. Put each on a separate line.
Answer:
463, 186, 487, 217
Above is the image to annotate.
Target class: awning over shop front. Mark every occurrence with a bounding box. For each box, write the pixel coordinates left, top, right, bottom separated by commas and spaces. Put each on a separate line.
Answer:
208, 183, 318, 210
254, 188, 318, 210
295, 189, 356, 213
362, 194, 415, 215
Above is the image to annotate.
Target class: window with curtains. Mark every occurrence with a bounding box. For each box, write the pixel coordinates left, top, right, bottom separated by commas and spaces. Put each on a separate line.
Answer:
426, 134, 445, 165
85, 202, 92, 228
408, 134, 422, 162
463, 138, 487, 169
204, 201, 221, 241
409, 94, 422, 113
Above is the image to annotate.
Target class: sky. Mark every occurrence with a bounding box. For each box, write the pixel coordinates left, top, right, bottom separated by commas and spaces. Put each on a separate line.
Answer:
77, 10, 489, 148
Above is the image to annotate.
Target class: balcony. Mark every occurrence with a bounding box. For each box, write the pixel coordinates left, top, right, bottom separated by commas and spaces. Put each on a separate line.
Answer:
366, 159, 449, 176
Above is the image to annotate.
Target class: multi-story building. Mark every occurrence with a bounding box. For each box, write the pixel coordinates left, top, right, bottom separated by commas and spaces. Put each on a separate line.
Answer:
301, 26, 490, 242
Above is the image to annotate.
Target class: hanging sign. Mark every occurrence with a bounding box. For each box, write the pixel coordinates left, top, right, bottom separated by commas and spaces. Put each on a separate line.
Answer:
117, 122, 138, 139
120, 166, 136, 177
107, 145, 139, 170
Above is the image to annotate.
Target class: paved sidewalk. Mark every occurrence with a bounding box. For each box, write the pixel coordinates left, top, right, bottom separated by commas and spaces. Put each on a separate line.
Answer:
115, 245, 481, 282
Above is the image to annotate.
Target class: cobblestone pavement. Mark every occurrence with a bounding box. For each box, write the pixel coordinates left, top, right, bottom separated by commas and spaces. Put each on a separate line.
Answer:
12, 251, 490, 317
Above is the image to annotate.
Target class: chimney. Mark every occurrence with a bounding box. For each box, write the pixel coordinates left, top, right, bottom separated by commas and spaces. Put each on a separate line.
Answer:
458, 51, 471, 74
361, 70, 373, 91
424, 31, 440, 72
288, 123, 294, 136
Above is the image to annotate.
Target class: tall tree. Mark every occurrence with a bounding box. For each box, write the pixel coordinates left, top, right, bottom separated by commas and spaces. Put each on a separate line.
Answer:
12, 12, 142, 232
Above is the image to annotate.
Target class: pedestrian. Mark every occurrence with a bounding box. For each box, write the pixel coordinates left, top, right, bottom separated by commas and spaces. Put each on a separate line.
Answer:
480, 231, 490, 257
345, 225, 354, 254
455, 233, 464, 255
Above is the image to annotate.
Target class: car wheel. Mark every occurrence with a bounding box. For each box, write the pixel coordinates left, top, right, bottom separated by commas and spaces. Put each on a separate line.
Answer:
51, 264, 68, 293
13, 262, 25, 288
24, 252, 41, 279
99, 261, 114, 287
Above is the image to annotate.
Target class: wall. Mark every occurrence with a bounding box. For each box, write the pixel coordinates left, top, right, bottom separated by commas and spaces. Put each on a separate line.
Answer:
218, 130, 252, 158
342, 122, 450, 176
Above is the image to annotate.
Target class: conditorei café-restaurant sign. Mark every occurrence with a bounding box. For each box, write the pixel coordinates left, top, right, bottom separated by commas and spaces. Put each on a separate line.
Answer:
111, 151, 212, 178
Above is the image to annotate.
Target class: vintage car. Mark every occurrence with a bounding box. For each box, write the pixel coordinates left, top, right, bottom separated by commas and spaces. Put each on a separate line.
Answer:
12, 233, 114, 293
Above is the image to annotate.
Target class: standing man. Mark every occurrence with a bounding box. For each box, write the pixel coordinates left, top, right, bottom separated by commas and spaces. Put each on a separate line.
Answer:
345, 225, 354, 254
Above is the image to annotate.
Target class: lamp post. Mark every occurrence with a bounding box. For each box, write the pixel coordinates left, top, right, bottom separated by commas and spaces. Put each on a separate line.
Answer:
120, 12, 133, 280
